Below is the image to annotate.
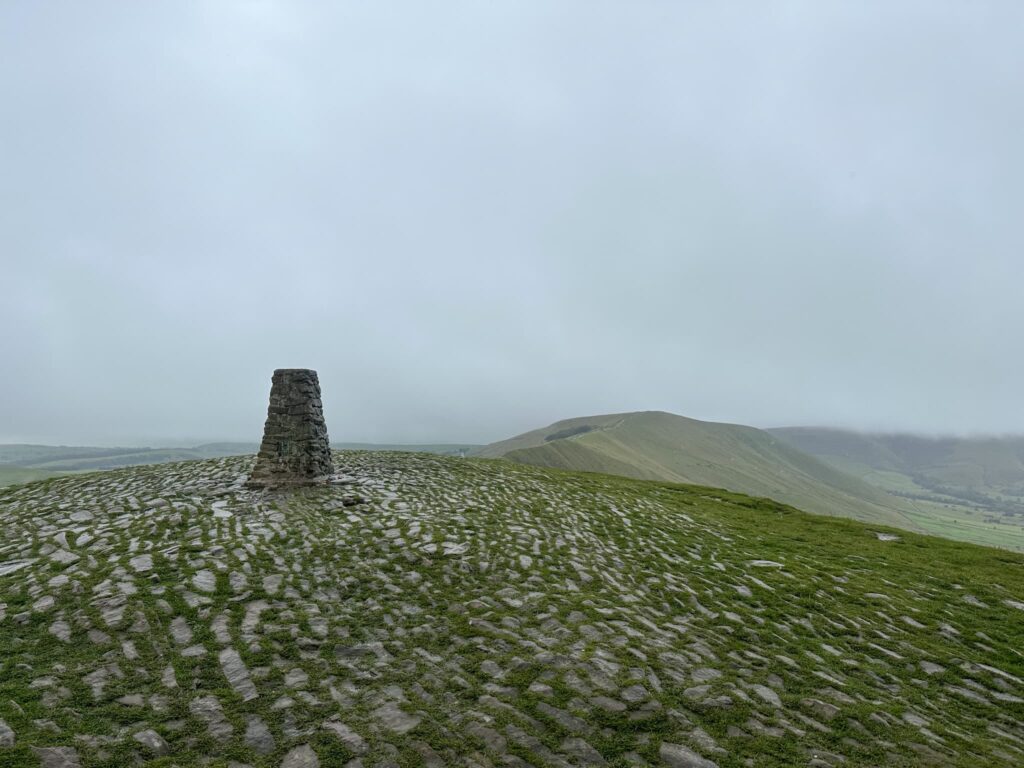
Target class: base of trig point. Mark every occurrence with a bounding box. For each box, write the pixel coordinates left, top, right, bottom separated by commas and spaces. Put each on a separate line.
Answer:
247, 368, 335, 489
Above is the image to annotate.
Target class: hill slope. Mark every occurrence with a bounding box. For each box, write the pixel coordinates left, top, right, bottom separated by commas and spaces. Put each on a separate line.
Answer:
0, 453, 1021, 767
0, 442, 481, 474
0, 444, 243, 472
478, 411, 921, 530
770, 428, 1024, 549
0, 466, 61, 487
769, 427, 1024, 501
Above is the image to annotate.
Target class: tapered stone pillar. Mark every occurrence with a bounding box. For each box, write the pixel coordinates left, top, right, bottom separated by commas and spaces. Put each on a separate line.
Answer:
248, 369, 334, 488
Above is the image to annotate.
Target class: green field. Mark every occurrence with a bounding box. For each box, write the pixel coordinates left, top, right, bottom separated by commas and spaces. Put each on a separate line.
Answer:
0, 444, 236, 472
0, 466, 60, 487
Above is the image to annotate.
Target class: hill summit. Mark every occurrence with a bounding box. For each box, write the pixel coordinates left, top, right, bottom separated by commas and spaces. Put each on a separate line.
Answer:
0, 452, 1022, 767
477, 411, 918, 530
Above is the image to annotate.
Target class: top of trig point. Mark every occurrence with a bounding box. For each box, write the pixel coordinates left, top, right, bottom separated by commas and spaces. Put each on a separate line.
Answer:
247, 368, 334, 488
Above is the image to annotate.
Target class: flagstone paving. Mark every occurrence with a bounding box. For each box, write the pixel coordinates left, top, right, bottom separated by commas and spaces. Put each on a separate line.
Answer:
0, 452, 1022, 767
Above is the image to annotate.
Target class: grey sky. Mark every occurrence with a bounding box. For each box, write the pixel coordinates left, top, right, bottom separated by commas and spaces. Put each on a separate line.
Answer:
2, 2, 1022, 445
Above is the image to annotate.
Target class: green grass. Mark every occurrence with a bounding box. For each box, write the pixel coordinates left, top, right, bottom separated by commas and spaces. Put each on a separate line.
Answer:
25, 449, 206, 471
899, 497, 1024, 550
0, 466, 61, 487
477, 413, 1024, 551
478, 411, 922, 531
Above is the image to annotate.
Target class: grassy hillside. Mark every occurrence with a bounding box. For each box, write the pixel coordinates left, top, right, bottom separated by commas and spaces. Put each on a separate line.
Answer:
0, 466, 61, 487
196, 443, 478, 458
0, 444, 228, 472
0, 444, 165, 466
332, 442, 479, 456
769, 428, 1024, 498
771, 428, 1024, 550
0, 442, 482, 478
0, 452, 1021, 767
478, 411, 923, 531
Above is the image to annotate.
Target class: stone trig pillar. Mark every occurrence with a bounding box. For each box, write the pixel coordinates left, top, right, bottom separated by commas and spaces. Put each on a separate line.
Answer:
248, 369, 334, 488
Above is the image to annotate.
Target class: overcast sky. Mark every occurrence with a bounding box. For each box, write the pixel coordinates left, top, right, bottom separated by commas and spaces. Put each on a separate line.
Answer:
2, 2, 1022, 445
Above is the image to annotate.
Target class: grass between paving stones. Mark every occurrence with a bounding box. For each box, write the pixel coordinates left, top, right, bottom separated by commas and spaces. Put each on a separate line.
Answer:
0, 452, 1022, 767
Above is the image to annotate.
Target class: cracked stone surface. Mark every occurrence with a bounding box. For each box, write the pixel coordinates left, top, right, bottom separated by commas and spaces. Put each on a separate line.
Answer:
32, 746, 81, 768
0, 451, 1021, 766
132, 728, 169, 756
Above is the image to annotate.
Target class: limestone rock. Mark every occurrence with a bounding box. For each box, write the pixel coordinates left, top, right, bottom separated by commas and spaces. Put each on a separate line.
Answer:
170, 616, 193, 645
220, 648, 258, 702
659, 742, 718, 768
323, 721, 368, 754
244, 715, 275, 754
133, 729, 170, 755
31, 747, 81, 768
48, 619, 71, 643
281, 744, 320, 768
189, 695, 233, 742
373, 702, 421, 734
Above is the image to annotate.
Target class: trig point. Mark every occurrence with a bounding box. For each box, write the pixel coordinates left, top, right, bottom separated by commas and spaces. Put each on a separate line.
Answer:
248, 368, 334, 488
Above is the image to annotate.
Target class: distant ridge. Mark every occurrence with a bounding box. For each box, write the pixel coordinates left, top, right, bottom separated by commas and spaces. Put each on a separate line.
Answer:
768, 427, 1024, 490
769, 427, 1024, 525
477, 410, 921, 529
0, 441, 482, 473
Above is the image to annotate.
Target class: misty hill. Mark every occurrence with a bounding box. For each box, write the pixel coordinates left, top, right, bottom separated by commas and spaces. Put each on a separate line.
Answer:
1, 452, 1022, 766
0, 442, 480, 473
0, 444, 246, 473
477, 411, 923, 531
770, 427, 1024, 518
331, 442, 478, 456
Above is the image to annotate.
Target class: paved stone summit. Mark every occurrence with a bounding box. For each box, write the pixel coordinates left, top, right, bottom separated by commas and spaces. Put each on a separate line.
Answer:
0, 451, 1022, 765
248, 368, 334, 488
